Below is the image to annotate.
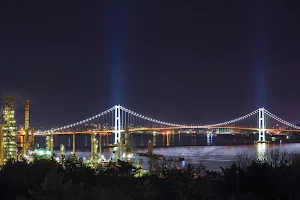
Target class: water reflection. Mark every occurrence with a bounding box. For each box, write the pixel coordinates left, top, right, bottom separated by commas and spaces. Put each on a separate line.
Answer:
256, 143, 267, 161
153, 133, 156, 146
192, 134, 196, 145
55, 143, 300, 171
181, 160, 186, 168
45, 132, 300, 171
166, 133, 170, 147
206, 134, 212, 145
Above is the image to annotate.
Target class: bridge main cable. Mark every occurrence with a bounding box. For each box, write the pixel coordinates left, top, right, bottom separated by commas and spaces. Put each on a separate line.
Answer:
264, 109, 300, 130
37, 105, 117, 134
120, 106, 260, 129
201, 109, 260, 128
119, 106, 182, 127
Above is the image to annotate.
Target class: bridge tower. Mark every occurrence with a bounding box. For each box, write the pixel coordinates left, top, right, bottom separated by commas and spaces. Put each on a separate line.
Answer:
258, 108, 266, 142
114, 105, 121, 144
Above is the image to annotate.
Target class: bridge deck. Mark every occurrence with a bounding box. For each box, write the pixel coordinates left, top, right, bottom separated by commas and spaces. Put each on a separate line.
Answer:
30, 126, 300, 136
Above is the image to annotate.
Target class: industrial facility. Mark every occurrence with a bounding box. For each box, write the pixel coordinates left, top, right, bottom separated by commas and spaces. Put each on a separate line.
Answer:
0, 97, 36, 165
0, 96, 17, 164
20, 100, 35, 155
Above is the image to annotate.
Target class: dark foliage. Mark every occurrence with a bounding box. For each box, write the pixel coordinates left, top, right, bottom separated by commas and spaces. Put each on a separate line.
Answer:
1, 150, 300, 200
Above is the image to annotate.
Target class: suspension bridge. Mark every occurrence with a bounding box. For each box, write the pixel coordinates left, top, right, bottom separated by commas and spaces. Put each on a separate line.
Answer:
32, 105, 300, 145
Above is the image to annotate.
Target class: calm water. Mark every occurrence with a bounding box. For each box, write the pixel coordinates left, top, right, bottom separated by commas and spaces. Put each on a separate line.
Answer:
35, 133, 300, 171
55, 143, 300, 171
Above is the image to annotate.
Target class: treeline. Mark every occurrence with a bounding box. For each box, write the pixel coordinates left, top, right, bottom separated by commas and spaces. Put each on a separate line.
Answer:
1, 149, 300, 199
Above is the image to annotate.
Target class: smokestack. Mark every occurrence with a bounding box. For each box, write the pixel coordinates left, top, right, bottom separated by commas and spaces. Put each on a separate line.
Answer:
25, 100, 29, 130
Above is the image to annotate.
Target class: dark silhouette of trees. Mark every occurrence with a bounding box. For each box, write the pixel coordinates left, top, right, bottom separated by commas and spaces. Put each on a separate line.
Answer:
2, 149, 300, 199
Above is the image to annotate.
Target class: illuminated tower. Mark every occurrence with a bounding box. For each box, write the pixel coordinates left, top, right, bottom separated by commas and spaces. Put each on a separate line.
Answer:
2, 96, 17, 161
0, 124, 4, 165
25, 100, 29, 131
23, 100, 30, 154
258, 108, 266, 142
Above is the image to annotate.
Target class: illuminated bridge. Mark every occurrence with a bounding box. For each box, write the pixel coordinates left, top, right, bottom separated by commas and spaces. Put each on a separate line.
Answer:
33, 105, 300, 144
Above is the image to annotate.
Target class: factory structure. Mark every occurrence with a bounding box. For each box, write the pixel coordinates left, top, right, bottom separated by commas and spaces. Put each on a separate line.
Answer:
20, 100, 35, 154
0, 96, 17, 164
0, 97, 35, 165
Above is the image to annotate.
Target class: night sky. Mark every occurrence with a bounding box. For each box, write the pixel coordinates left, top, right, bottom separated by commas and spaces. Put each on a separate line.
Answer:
0, 1, 299, 129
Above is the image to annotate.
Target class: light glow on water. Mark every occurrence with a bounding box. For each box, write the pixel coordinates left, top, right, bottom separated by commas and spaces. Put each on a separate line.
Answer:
54, 143, 300, 171
257, 143, 267, 161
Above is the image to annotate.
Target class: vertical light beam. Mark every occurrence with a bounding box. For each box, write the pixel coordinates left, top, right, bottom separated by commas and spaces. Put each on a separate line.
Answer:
106, 2, 128, 105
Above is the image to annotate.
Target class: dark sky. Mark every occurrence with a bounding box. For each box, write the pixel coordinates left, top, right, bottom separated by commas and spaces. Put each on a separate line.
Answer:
0, 0, 300, 129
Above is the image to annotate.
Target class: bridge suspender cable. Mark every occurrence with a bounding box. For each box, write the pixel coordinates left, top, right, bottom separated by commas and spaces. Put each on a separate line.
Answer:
119, 106, 182, 127
38, 106, 116, 133
264, 109, 300, 130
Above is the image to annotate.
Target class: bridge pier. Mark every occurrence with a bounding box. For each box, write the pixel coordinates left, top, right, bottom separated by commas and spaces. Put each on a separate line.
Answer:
166, 131, 170, 146
124, 128, 131, 157
172, 132, 175, 145
192, 134, 196, 145
153, 132, 156, 146
68, 137, 71, 148
106, 133, 109, 147
84, 136, 87, 147
148, 140, 153, 155
162, 132, 166, 146
90, 132, 98, 160
99, 134, 102, 155
207, 133, 212, 145
46, 134, 53, 153
60, 144, 65, 157
140, 134, 144, 146
72, 132, 75, 154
